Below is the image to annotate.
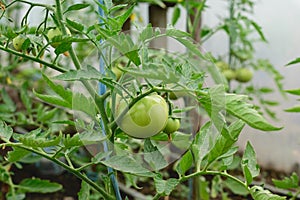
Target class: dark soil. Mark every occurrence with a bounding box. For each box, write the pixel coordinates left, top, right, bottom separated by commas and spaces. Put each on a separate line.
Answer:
11, 164, 81, 200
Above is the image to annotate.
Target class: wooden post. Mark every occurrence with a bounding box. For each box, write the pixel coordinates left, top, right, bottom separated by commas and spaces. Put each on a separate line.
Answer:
149, 4, 167, 49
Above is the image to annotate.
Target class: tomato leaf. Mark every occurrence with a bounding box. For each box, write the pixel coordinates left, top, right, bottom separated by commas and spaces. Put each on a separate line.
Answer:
7, 147, 30, 163
250, 186, 286, 200
66, 18, 84, 32
42, 74, 73, 103
284, 106, 300, 112
176, 150, 193, 176
103, 32, 141, 66
285, 88, 300, 96
72, 92, 97, 117
64, 3, 90, 14
63, 133, 83, 148
191, 122, 211, 169
36, 74, 97, 116
249, 19, 267, 42
154, 174, 179, 196
54, 41, 71, 55
0, 121, 13, 142
242, 142, 260, 185
101, 155, 153, 177
33, 92, 72, 108
124, 64, 180, 84
225, 94, 283, 131
21, 38, 31, 50
224, 178, 249, 196
20, 82, 32, 113
14, 129, 61, 148
171, 6, 181, 26
144, 139, 167, 171
54, 65, 102, 81
286, 57, 300, 66
139, 25, 154, 42
78, 181, 90, 200
0, 88, 16, 113
272, 172, 299, 189
114, 5, 134, 28
206, 128, 236, 166
18, 178, 62, 193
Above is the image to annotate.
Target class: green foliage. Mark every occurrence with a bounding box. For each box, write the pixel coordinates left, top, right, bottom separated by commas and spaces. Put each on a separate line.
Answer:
0, 121, 13, 142
242, 142, 260, 185
176, 150, 193, 176
272, 173, 299, 189
250, 186, 286, 200
78, 181, 91, 200
18, 178, 62, 193
154, 175, 179, 196
0, 0, 292, 199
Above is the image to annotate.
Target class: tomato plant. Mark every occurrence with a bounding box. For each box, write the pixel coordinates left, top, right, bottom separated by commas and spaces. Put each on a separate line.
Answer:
0, 0, 293, 200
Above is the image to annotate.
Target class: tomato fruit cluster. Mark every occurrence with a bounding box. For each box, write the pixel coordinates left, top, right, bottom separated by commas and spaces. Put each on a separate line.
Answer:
216, 61, 253, 83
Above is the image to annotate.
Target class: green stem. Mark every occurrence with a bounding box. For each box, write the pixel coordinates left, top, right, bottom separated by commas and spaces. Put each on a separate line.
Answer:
181, 170, 249, 192
153, 193, 162, 200
7, 172, 17, 197
6, 0, 54, 11
3, 143, 115, 200
228, 0, 235, 66
55, 0, 81, 71
54, 0, 100, 102
0, 45, 67, 73
95, 94, 113, 139
291, 189, 300, 200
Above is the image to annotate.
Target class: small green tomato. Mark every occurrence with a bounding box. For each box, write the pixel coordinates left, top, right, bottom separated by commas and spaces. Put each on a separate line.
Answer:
115, 94, 169, 138
163, 118, 180, 134
235, 68, 253, 83
222, 69, 236, 81
12, 34, 28, 51
47, 27, 71, 48
215, 61, 229, 71
112, 65, 123, 80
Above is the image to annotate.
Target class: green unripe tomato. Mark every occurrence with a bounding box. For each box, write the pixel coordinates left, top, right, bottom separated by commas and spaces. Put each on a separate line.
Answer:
235, 68, 253, 83
112, 65, 123, 80
12, 34, 28, 51
163, 118, 180, 134
222, 69, 236, 81
47, 27, 71, 48
116, 94, 169, 138
215, 61, 229, 71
